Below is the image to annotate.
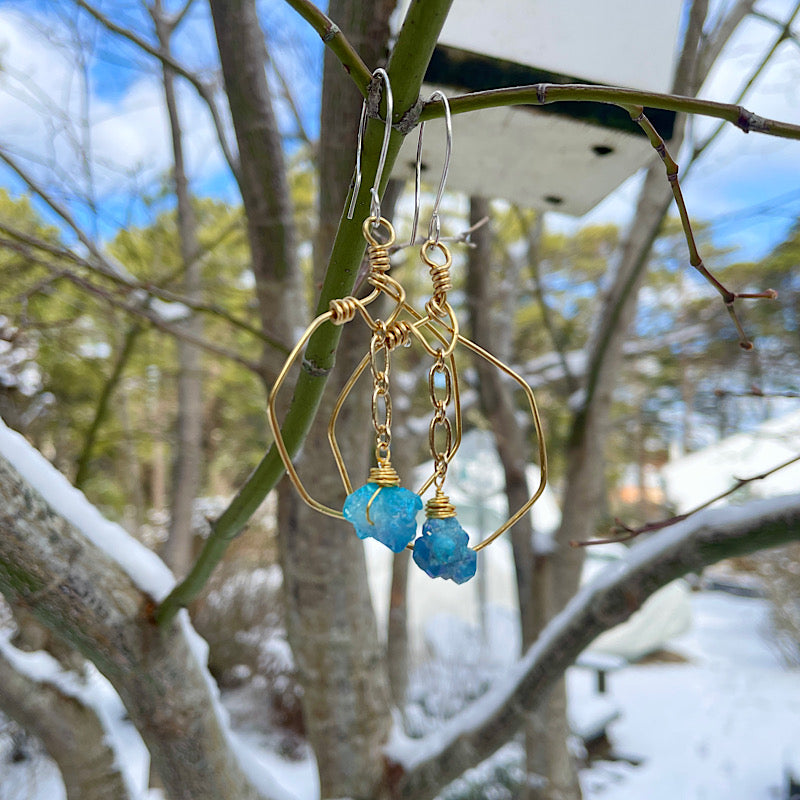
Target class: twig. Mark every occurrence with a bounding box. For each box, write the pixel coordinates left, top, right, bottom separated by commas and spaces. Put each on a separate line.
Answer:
571, 452, 800, 546
514, 207, 577, 395
281, 0, 372, 93
72, 0, 239, 179
74, 323, 143, 488
266, 49, 315, 149
0, 222, 289, 354
624, 106, 777, 349
688, 1, 800, 173
714, 385, 800, 399
389, 215, 490, 252
0, 238, 263, 375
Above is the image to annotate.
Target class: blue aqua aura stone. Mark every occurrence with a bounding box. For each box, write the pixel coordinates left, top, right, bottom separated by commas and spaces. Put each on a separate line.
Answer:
412, 517, 477, 584
343, 483, 422, 552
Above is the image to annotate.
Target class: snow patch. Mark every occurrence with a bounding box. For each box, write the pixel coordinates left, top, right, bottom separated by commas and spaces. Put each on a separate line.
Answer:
0, 633, 154, 799
0, 416, 175, 601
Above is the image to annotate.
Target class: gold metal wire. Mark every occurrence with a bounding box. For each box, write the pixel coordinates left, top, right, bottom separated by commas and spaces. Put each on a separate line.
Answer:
328, 297, 360, 325
270, 211, 549, 549
455, 333, 548, 551
327, 295, 464, 499
421, 239, 453, 306
425, 488, 457, 519
267, 218, 401, 520
368, 464, 401, 486
364, 463, 402, 526
267, 309, 345, 519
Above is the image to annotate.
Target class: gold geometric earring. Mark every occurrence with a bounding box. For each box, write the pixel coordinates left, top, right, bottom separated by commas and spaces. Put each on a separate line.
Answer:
268, 83, 549, 583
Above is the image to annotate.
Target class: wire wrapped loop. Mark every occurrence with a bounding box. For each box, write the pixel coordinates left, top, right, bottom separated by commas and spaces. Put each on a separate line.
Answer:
425, 489, 457, 519
421, 239, 453, 316
368, 463, 401, 486
382, 320, 412, 350
328, 296, 360, 325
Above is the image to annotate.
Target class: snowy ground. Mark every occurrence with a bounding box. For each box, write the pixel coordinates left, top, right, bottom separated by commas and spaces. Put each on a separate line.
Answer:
578, 591, 800, 800
1, 590, 798, 800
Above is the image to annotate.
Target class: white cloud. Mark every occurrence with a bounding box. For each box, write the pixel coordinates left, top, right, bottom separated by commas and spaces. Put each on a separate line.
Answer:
0, 8, 228, 207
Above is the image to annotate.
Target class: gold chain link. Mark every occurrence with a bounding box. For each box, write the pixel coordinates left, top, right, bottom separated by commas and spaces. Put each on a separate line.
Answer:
369, 324, 392, 465
428, 351, 452, 488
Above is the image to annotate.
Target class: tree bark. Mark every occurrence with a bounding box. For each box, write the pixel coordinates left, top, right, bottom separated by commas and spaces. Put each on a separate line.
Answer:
0, 450, 264, 800
208, 0, 302, 381
0, 641, 132, 800
3, 396, 799, 800
276, 3, 399, 797
466, 198, 566, 798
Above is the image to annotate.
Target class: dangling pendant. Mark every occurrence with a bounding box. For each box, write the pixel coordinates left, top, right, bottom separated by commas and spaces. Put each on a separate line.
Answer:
343, 465, 421, 552
413, 489, 476, 583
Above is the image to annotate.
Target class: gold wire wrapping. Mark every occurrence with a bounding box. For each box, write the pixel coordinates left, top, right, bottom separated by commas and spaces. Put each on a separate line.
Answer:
368, 464, 401, 486
421, 239, 453, 312
328, 297, 360, 325
425, 488, 457, 519
268, 213, 550, 549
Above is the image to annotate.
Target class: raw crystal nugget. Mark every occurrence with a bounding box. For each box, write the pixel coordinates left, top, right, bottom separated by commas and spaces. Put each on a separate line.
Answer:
343, 483, 422, 552
412, 517, 477, 583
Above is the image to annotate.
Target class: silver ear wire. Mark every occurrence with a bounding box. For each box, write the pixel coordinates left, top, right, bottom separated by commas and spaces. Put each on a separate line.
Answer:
409, 90, 453, 245
347, 67, 394, 222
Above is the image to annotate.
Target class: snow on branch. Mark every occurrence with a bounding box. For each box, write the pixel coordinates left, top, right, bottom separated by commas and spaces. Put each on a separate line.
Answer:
0, 416, 174, 601
387, 493, 800, 800
0, 419, 267, 800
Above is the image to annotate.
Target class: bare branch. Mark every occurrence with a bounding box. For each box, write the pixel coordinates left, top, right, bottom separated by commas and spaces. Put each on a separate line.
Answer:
0, 434, 266, 800
625, 106, 777, 349
514, 207, 577, 395
573, 453, 800, 546
266, 49, 315, 149
698, 0, 757, 82
420, 84, 800, 141
0, 236, 264, 375
389, 215, 490, 252
171, 0, 198, 32
714, 385, 800, 399
391, 492, 800, 799
282, 0, 372, 93
72, 0, 239, 178
0, 640, 134, 800
0, 220, 288, 353
690, 1, 800, 170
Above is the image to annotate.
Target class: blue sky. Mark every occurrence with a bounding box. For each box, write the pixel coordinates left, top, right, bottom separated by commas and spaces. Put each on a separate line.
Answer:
0, 0, 799, 265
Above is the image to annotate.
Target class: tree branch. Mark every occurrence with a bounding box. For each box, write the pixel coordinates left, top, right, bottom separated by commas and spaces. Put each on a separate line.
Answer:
515, 208, 577, 396
575, 452, 800, 546
0, 638, 133, 800
624, 106, 777, 349
0, 420, 266, 800
72, 0, 239, 178
282, 0, 372, 92
0, 237, 264, 374
418, 83, 800, 141
0, 220, 288, 352
74, 322, 142, 489
689, 0, 800, 171
389, 492, 800, 799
